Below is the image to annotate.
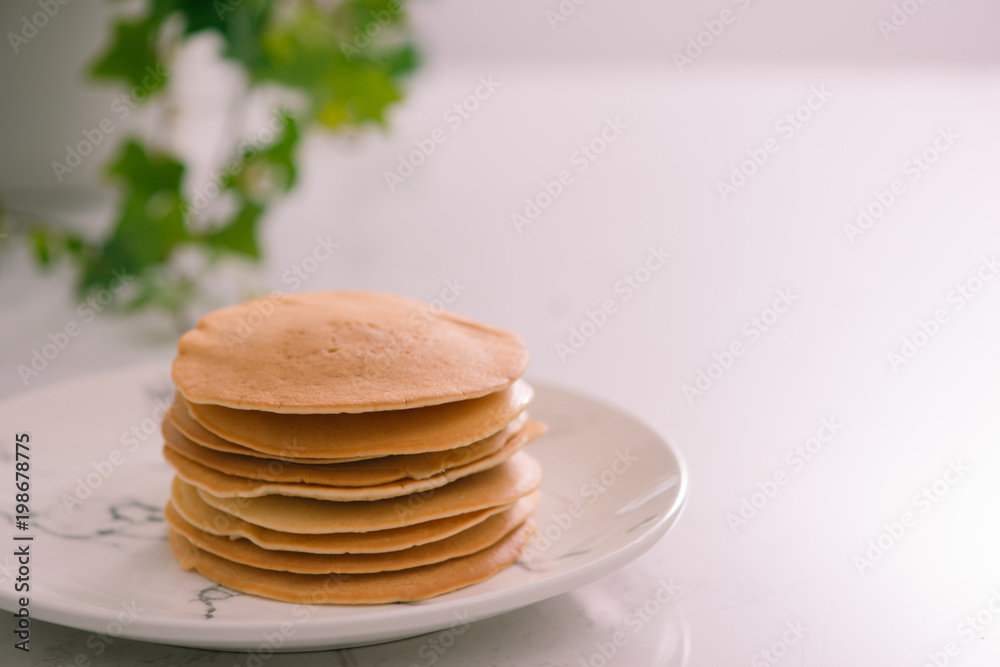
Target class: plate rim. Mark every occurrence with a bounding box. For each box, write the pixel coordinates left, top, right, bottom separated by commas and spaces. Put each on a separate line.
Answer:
0, 361, 688, 650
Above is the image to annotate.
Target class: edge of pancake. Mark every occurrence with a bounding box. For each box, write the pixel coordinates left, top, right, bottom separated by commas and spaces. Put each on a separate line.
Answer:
170, 476, 527, 554
165, 492, 537, 573
194, 451, 543, 533
163, 412, 529, 486
183, 380, 534, 458
171, 291, 530, 414
168, 399, 364, 464
168, 521, 536, 604
164, 421, 546, 502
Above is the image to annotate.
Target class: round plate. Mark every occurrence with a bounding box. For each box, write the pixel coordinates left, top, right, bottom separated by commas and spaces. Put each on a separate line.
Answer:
0, 362, 686, 651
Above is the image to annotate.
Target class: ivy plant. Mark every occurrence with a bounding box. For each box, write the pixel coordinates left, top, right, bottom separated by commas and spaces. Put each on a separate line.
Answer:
19, 0, 417, 325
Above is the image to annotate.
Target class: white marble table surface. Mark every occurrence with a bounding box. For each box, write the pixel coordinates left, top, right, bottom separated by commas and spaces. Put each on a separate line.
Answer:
3, 63, 1000, 665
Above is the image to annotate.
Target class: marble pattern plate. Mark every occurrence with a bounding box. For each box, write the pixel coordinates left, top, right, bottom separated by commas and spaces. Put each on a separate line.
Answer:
0, 362, 686, 651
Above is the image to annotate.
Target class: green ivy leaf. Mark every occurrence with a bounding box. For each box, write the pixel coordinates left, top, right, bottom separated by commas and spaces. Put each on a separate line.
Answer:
64, 234, 85, 258
255, 112, 299, 190
15, 0, 418, 320
318, 64, 401, 127
209, 200, 263, 259
255, 3, 413, 127
123, 272, 196, 316
171, 0, 272, 68
220, 112, 299, 200
173, 0, 230, 34
378, 43, 420, 78
29, 228, 52, 268
108, 140, 184, 195
79, 141, 188, 295
89, 17, 165, 93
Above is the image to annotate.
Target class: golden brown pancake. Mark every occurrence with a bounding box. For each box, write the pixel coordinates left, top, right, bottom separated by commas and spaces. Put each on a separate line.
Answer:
195, 451, 543, 533
167, 399, 361, 464
165, 493, 537, 574
162, 412, 529, 486
163, 421, 545, 501
182, 380, 533, 459
168, 521, 536, 604
171, 291, 530, 414
164, 291, 545, 604
169, 477, 526, 554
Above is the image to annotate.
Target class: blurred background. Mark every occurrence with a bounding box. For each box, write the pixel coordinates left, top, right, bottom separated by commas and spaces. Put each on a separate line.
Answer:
2, 0, 999, 381
3, 0, 1000, 665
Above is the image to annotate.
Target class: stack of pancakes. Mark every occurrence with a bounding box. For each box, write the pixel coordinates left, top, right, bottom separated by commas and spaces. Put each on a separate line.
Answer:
162, 291, 544, 604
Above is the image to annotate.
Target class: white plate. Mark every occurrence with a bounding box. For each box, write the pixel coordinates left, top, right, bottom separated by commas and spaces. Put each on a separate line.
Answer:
0, 362, 687, 651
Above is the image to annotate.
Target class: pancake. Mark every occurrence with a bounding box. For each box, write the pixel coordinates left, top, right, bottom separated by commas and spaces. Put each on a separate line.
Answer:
196, 451, 543, 533
183, 380, 533, 458
165, 493, 537, 573
162, 412, 529, 486
169, 520, 536, 604
163, 421, 546, 501
171, 291, 530, 414
169, 477, 526, 554
167, 399, 361, 464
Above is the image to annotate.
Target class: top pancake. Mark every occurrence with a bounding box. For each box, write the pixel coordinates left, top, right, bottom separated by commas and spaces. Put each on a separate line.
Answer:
172, 291, 530, 414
